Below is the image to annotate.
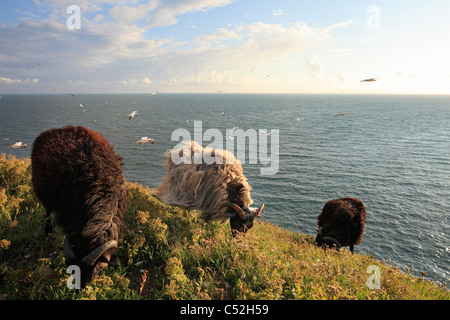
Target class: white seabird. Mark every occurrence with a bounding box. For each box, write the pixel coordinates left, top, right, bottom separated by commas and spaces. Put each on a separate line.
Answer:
128, 111, 138, 119
9, 141, 28, 148
136, 137, 155, 144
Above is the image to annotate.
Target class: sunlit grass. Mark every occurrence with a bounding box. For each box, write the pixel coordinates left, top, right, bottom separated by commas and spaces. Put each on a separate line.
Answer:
0, 154, 448, 300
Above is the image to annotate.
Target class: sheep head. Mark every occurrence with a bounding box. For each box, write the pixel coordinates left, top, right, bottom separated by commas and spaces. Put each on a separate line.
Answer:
221, 202, 264, 236
63, 235, 118, 288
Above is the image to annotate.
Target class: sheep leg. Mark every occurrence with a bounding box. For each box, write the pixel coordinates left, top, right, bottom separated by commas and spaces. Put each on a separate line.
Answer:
314, 227, 323, 247
350, 244, 354, 253
45, 209, 53, 234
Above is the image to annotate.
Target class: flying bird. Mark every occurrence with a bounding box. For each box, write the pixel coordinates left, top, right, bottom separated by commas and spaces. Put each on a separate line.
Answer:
9, 141, 28, 148
360, 78, 378, 82
0, 67, 13, 73
136, 137, 155, 144
263, 72, 274, 80
128, 111, 138, 120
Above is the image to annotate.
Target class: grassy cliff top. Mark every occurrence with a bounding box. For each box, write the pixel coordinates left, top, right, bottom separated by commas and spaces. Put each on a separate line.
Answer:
0, 154, 448, 300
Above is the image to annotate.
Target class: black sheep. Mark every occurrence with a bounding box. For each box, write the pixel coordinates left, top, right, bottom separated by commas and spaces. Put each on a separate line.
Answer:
315, 197, 366, 253
31, 125, 128, 288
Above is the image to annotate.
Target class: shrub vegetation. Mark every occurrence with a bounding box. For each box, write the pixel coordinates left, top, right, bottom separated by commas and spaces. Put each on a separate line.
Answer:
0, 154, 448, 300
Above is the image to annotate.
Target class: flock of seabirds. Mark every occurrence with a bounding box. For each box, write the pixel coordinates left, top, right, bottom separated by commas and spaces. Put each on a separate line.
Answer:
4, 77, 376, 149
5, 104, 154, 148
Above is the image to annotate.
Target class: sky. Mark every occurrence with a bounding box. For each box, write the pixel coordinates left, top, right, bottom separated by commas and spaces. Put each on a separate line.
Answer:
0, 0, 450, 94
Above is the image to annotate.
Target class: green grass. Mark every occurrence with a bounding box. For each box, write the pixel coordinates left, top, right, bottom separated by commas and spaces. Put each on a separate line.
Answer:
0, 153, 448, 300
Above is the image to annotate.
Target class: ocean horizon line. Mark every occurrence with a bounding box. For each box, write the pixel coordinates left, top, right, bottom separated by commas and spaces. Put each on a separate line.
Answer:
2, 92, 450, 97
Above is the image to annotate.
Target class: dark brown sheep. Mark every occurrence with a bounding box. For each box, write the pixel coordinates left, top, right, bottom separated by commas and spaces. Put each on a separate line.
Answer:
315, 197, 366, 253
31, 125, 128, 288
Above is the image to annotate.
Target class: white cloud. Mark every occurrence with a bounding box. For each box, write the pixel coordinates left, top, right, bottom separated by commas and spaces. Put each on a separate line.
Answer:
151, 0, 234, 27
0, 77, 39, 84
142, 77, 152, 84
336, 72, 348, 84
235, 20, 344, 39
307, 54, 324, 81
323, 20, 354, 33
161, 22, 326, 82
107, 0, 234, 27
32, 0, 141, 15
193, 28, 240, 45
271, 9, 284, 17
116, 77, 153, 85
182, 69, 236, 85
0, 77, 22, 84
0, 0, 355, 93
109, 0, 159, 24
323, 48, 352, 56
151, 20, 352, 92
93, 14, 105, 23
19, 0, 234, 28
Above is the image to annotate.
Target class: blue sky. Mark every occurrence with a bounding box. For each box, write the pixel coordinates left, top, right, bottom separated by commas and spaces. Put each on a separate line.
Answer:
1, 0, 449, 94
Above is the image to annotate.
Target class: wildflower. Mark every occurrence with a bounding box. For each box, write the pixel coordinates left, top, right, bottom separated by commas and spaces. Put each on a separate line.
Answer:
0, 239, 11, 250
136, 210, 150, 225
143, 218, 168, 243
165, 257, 188, 284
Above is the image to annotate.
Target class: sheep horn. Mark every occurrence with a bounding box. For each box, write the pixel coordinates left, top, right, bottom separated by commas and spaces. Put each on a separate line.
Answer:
221, 202, 246, 220
322, 236, 341, 249
253, 204, 264, 217
81, 240, 118, 266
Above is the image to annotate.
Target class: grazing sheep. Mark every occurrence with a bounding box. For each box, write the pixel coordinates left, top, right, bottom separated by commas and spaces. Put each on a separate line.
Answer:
153, 141, 264, 236
31, 125, 128, 288
315, 197, 366, 253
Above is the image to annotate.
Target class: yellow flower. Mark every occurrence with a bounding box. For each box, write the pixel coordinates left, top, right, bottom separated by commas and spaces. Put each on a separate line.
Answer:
0, 239, 11, 250
136, 210, 150, 224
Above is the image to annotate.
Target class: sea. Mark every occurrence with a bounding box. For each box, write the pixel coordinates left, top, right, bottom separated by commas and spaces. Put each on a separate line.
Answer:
0, 93, 449, 288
